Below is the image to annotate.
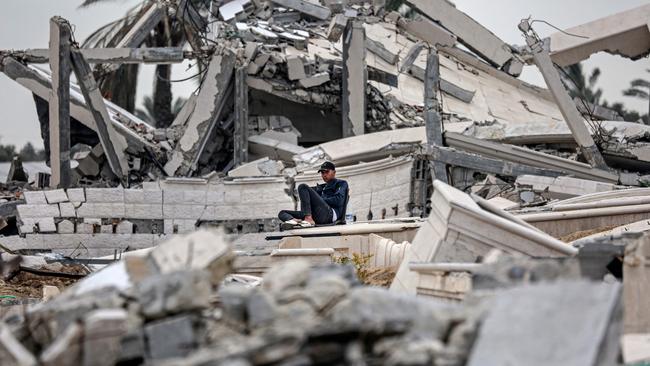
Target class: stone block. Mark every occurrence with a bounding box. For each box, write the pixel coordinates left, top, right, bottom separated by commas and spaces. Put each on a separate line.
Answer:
77, 203, 125, 218
37, 218, 57, 233
59, 202, 76, 217
83, 309, 128, 366
163, 204, 204, 219
123, 189, 145, 203
206, 187, 226, 204
77, 223, 95, 234
116, 220, 134, 234
164, 219, 174, 235
57, 220, 75, 234
467, 281, 621, 366
40, 323, 82, 366
66, 188, 86, 203
17, 204, 61, 218
136, 270, 211, 318
23, 191, 47, 204
85, 187, 124, 203
286, 55, 307, 81
148, 230, 234, 284
45, 189, 69, 204
19, 219, 36, 234
299, 72, 330, 88
142, 181, 160, 190
101, 224, 114, 234
145, 314, 197, 360
124, 204, 163, 220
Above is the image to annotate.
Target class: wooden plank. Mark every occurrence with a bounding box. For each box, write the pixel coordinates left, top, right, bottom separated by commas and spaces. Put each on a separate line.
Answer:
48, 16, 72, 188
70, 47, 129, 181
424, 47, 448, 183
233, 67, 249, 166
428, 145, 564, 178
14, 47, 187, 64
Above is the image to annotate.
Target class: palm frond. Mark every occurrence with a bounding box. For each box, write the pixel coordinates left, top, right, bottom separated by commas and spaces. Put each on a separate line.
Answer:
630, 79, 650, 89
623, 88, 649, 99
78, 0, 113, 8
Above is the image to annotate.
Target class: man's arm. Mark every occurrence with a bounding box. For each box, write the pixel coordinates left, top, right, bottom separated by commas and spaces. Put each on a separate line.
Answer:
322, 181, 348, 208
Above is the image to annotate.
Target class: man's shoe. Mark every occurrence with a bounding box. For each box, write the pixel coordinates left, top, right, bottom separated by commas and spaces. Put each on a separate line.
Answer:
280, 219, 300, 231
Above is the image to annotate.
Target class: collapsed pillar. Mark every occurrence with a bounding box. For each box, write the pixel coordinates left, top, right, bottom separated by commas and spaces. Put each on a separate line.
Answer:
424, 47, 448, 183
48, 16, 72, 188
234, 67, 249, 167
342, 20, 367, 138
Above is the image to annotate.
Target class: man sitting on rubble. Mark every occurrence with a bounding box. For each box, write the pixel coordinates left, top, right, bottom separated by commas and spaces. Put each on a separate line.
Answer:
278, 161, 348, 229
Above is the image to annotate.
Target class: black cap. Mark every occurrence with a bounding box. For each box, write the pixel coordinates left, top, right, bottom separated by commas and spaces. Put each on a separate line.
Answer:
317, 161, 336, 173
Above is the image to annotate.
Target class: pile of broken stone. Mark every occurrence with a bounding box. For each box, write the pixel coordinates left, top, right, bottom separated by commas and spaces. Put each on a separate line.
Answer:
1, 229, 621, 365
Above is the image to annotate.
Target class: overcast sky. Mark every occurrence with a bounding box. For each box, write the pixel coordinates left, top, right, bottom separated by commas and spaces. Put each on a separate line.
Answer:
0, 0, 648, 150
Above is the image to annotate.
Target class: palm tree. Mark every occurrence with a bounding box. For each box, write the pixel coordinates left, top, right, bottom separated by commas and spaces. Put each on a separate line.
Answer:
561, 63, 603, 105
623, 70, 650, 122
135, 95, 186, 126
79, 0, 210, 127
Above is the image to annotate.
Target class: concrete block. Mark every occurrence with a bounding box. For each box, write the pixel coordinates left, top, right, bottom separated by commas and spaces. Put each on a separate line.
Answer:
206, 189, 225, 205
83, 309, 128, 366
148, 230, 233, 284
57, 220, 75, 234
37, 218, 57, 233
286, 55, 307, 81
44, 189, 69, 204
78, 203, 125, 218
144, 190, 163, 204
59, 202, 76, 217
66, 188, 86, 203
143, 181, 160, 190
17, 204, 61, 218
101, 224, 114, 234
125, 204, 164, 220
77, 223, 95, 234
174, 219, 196, 233
163, 204, 204, 219
19, 219, 37, 234
467, 281, 621, 366
145, 314, 197, 360
299, 72, 330, 88
23, 191, 47, 204
164, 219, 174, 235
123, 189, 145, 203
85, 187, 124, 203
116, 220, 134, 234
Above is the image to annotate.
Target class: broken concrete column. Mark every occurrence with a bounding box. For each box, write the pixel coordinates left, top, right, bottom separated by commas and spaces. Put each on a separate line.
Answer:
522, 25, 609, 170
342, 20, 367, 137
424, 47, 448, 183
233, 66, 249, 167
164, 50, 236, 176
70, 47, 130, 182
624, 233, 650, 334
286, 55, 307, 81
49, 16, 72, 188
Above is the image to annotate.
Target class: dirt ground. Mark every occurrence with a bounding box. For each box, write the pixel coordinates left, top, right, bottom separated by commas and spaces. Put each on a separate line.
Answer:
559, 225, 620, 243
0, 265, 85, 299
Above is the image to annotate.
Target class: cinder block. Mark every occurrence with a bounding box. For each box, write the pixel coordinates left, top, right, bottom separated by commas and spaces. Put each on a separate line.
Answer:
57, 220, 75, 234
37, 218, 57, 233
85, 187, 124, 203
19, 219, 36, 234
164, 219, 174, 235
77, 223, 95, 234
116, 220, 134, 234
101, 224, 114, 234
163, 204, 204, 219
144, 190, 163, 204
76, 203, 124, 218
124, 189, 145, 204
45, 189, 69, 204
125, 204, 164, 220
66, 188, 86, 203
17, 204, 61, 218
23, 191, 47, 204
59, 202, 77, 217
143, 181, 160, 191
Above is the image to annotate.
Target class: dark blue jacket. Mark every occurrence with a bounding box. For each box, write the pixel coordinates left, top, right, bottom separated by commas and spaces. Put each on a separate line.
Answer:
315, 178, 348, 219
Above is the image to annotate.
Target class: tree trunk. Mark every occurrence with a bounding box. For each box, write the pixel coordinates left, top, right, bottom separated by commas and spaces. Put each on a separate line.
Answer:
153, 64, 173, 127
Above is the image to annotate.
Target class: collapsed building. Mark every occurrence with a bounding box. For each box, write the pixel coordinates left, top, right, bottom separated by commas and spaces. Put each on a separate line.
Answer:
1, 0, 650, 364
